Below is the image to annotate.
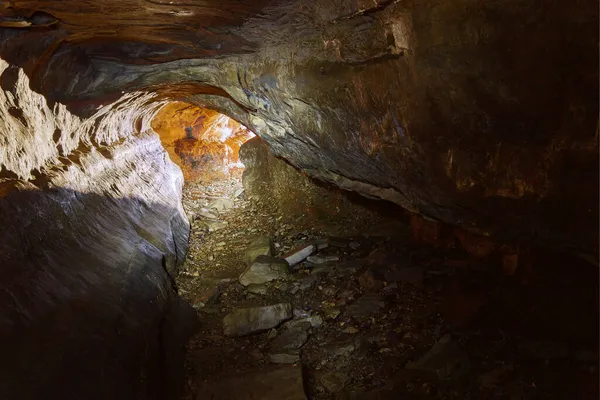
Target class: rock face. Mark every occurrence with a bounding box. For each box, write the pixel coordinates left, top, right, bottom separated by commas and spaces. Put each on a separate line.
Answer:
0, 59, 197, 399
240, 137, 383, 222
1, 0, 595, 253
0, 1, 597, 395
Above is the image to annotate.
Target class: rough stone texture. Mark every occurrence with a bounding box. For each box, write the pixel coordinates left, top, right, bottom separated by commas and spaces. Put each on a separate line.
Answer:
243, 235, 274, 265
239, 256, 290, 286
269, 353, 301, 364
223, 303, 292, 337
269, 326, 308, 353
240, 137, 386, 221
0, 0, 595, 253
307, 255, 340, 264
5, 0, 596, 253
346, 293, 386, 320
318, 371, 351, 393
207, 197, 235, 213
0, 1, 597, 394
247, 283, 268, 295
0, 59, 196, 399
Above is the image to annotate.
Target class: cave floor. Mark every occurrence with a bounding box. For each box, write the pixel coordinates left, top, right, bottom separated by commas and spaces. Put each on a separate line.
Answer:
175, 177, 598, 400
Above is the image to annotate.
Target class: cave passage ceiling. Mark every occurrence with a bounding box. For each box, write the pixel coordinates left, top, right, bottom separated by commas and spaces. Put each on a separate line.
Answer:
0, 0, 598, 251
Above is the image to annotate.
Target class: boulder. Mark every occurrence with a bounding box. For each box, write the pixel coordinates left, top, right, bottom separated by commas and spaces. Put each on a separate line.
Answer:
223, 303, 292, 336
244, 235, 274, 265
306, 255, 339, 264
270, 328, 308, 353
207, 197, 235, 213
284, 244, 316, 267
239, 256, 290, 286
246, 283, 268, 295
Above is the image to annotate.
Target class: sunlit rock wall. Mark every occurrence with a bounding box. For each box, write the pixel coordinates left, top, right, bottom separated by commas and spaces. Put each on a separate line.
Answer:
0, 59, 195, 399
151, 102, 252, 182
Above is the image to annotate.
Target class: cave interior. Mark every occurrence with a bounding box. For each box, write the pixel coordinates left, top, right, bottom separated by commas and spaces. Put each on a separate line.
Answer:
0, 1, 598, 399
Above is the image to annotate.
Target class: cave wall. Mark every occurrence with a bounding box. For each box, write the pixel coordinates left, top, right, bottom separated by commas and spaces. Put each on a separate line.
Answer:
1, 0, 595, 253
0, 59, 196, 399
202, 0, 599, 253
240, 136, 392, 224
0, 1, 596, 397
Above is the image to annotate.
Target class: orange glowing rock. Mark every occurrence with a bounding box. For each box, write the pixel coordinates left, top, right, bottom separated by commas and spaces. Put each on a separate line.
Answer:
151, 102, 253, 182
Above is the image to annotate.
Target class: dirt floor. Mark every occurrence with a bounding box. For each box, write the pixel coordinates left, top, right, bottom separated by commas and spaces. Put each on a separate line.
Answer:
176, 175, 599, 400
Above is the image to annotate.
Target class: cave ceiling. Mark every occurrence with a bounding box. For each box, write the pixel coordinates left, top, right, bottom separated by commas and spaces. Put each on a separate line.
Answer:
0, 0, 597, 252
1, 0, 278, 61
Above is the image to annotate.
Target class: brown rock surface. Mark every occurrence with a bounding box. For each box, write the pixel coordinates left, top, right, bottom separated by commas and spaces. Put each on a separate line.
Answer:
0, 1, 597, 399
197, 365, 307, 400
0, 0, 595, 251
0, 59, 197, 399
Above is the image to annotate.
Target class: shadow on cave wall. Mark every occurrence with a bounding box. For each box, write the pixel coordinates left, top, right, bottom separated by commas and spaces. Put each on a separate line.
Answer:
0, 187, 198, 400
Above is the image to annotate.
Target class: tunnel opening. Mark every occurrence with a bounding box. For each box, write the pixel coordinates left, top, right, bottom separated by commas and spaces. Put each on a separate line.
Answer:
151, 102, 255, 186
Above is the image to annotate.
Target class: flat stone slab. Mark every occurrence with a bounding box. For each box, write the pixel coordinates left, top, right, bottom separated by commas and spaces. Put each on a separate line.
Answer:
239, 256, 290, 286
269, 352, 300, 364
306, 254, 340, 264
197, 365, 306, 400
244, 235, 274, 265
223, 303, 292, 336
270, 327, 308, 353
246, 283, 268, 295
284, 244, 316, 266
207, 197, 235, 212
